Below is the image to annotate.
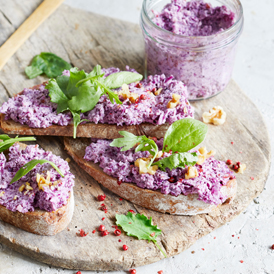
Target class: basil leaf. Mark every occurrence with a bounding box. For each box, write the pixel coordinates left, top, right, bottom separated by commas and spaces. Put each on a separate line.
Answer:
25, 52, 71, 79
0, 136, 36, 153
163, 118, 208, 153
153, 152, 198, 171
104, 72, 143, 89
110, 131, 144, 151
116, 212, 167, 258
10, 159, 64, 184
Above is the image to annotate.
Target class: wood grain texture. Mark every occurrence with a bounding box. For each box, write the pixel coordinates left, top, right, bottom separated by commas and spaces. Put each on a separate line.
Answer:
0, 1, 271, 271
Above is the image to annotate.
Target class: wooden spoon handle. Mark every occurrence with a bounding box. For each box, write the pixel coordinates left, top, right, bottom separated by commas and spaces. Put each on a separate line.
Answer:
0, 0, 64, 71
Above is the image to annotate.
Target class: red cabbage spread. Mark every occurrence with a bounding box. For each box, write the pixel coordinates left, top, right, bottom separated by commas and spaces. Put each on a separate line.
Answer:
84, 138, 235, 205
0, 144, 74, 213
0, 67, 194, 128
144, 0, 236, 99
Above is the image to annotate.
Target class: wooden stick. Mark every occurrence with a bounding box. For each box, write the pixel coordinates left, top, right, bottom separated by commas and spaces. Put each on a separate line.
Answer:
0, 0, 65, 71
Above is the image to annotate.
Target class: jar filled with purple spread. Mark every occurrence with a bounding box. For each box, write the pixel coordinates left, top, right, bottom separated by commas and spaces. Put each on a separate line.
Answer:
140, 0, 244, 100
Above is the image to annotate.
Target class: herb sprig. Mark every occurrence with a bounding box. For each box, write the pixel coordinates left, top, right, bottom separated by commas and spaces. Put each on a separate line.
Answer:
46, 65, 143, 138
110, 118, 208, 171
25, 52, 72, 79
116, 212, 167, 258
0, 135, 36, 153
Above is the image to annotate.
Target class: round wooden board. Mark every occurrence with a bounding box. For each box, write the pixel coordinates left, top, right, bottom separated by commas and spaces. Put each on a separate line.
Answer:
0, 2, 271, 271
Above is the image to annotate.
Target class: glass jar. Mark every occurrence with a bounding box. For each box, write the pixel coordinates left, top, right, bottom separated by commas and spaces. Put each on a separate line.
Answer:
140, 0, 244, 100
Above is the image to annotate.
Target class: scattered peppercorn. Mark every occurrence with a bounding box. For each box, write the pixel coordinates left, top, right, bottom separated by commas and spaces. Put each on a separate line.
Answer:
76, 271, 81, 274
226, 159, 232, 165
271, 244, 274, 250
201, 248, 205, 251
118, 239, 122, 242
135, 98, 140, 104
102, 217, 105, 221
98, 225, 105, 232
119, 198, 123, 201
117, 179, 122, 185
101, 230, 109, 237
191, 251, 195, 254
129, 269, 137, 274
123, 245, 128, 250
128, 209, 135, 213
114, 229, 121, 236
92, 230, 96, 234
240, 260, 244, 263
168, 177, 175, 182
135, 83, 142, 88
76, 229, 88, 237
158, 271, 163, 274
251, 177, 254, 180
231, 142, 234, 145
150, 232, 155, 237
140, 94, 146, 100
98, 194, 106, 201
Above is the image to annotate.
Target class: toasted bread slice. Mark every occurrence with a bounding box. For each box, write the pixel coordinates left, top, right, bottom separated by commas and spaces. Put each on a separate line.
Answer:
64, 137, 237, 216
0, 85, 171, 139
0, 143, 74, 235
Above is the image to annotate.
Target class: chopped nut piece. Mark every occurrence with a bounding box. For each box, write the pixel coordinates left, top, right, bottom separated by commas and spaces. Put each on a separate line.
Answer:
36, 172, 58, 191
154, 88, 162, 96
65, 158, 71, 163
184, 107, 188, 113
25, 182, 33, 191
167, 94, 181, 109
119, 84, 139, 103
197, 147, 215, 165
135, 158, 158, 175
18, 184, 25, 192
155, 151, 163, 159
202, 106, 226, 125
185, 166, 198, 179
237, 163, 246, 174
0, 191, 5, 197
13, 195, 18, 200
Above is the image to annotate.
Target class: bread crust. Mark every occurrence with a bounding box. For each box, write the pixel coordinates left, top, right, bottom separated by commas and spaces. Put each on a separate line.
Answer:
64, 137, 237, 216
0, 85, 171, 139
0, 142, 74, 235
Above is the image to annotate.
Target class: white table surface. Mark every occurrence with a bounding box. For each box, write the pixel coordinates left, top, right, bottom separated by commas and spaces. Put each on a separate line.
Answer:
1, 0, 274, 273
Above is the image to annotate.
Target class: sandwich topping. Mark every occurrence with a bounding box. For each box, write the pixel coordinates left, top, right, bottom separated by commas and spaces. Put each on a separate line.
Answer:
84, 119, 235, 205
0, 143, 74, 213
0, 66, 193, 137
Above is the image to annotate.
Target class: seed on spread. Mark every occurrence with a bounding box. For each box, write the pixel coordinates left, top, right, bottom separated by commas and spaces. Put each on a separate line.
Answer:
98, 194, 106, 201
98, 225, 105, 232
114, 229, 121, 236
129, 269, 137, 274
167, 93, 181, 109
123, 245, 128, 250
140, 94, 146, 100
101, 230, 109, 237
185, 166, 198, 180
154, 88, 162, 96
135, 83, 142, 88
202, 106, 226, 125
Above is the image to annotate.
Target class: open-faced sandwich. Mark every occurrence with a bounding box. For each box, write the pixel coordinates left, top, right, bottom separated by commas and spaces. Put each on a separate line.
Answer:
0, 65, 193, 139
64, 118, 237, 215
0, 135, 74, 235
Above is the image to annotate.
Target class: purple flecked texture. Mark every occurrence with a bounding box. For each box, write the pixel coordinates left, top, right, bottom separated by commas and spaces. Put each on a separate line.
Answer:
84, 138, 235, 205
0, 144, 74, 213
0, 67, 193, 128
152, 0, 235, 36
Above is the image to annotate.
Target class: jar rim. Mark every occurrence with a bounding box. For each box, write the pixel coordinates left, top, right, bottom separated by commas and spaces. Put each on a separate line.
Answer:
141, 0, 244, 40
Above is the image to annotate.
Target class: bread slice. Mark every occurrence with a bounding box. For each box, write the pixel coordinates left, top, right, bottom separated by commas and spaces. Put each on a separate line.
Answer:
0, 143, 74, 235
0, 85, 172, 139
64, 137, 237, 216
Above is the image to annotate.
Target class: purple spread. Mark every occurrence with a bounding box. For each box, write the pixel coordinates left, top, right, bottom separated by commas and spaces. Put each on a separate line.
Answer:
0, 67, 194, 128
84, 138, 235, 205
0, 144, 74, 213
142, 0, 240, 99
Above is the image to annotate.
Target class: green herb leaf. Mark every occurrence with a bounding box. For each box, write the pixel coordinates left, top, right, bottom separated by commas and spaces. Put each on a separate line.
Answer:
110, 132, 158, 167
71, 111, 89, 138
153, 152, 198, 171
96, 80, 122, 105
103, 72, 143, 89
163, 118, 208, 153
116, 212, 167, 258
0, 136, 36, 153
10, 159, 64, 184
25, 52, 71, 79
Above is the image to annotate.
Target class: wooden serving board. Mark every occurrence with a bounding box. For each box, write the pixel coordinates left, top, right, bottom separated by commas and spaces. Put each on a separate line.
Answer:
0, 1, 271, 271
